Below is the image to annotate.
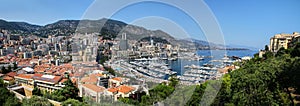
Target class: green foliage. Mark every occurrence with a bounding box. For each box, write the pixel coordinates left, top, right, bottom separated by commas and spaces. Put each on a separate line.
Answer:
275, 47, 286, 57
265, 45, 269, 51
0, 79, 7, 87
185, 83, 207, 106
118, 97, 139, 105
61, 99, 88, 106
0, 87, 21, 106
13, 62, 18, 70
263, 51, 273, 59
3, 96, 21, 106
290, 42, 300, 57
168, 76, 179, 87
22, 96, 53, 106
50, 78, 79, 102
186, 47, 300, 105
32, 87, 42, 96
1, 66, 8, 74
104, 66, 116, 76
119, 77, 178, 105
7, 65, 12, 72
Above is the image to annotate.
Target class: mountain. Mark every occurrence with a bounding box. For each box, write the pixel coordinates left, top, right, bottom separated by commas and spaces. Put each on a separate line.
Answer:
0, 18, 250, 50
44, 18, 176, 43
0, 19, 41, 32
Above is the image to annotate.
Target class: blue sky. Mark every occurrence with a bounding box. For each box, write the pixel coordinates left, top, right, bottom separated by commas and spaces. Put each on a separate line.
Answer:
0, 0, 300, 49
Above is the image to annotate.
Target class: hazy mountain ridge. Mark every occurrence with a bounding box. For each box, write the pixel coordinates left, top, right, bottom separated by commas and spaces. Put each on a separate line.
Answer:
0, 18, 250, 50
0, 19, 41, 32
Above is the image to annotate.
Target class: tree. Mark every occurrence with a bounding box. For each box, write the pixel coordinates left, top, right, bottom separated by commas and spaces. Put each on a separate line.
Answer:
1, 66, 7, 74
265, 45, 269, 51
22, 96, 53, 106
0, 87, 20, 106
32, 87, 42, 96
275, 47, 286, 57
263, 51, 273, 59
51, 78, 79, 102
290, 42, 300, 57
7, 65, 12, 72
3, 97, 21, 106
13, 62, 18, 70
61, 99, 87, 106
168, 76, 179, 87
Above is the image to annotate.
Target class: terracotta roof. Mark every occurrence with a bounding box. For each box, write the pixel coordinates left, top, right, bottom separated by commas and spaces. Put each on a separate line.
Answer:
33, 73, 43, 77
94, 73, 103, 77
60, 78, 68, 83
71, 78, 77, 84
117, 85, 135, 94
107, 87, 118, 93
82, 84, 105, 92
3, 76, 13, 81
80, 75, 98, 84
33, 75, 62, 84
112, 77, 122, 82
6, 72, 17, 77
15, 74, 33, 79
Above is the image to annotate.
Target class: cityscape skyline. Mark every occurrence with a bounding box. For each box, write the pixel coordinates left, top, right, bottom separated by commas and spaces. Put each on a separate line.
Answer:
0, 0, 300, 49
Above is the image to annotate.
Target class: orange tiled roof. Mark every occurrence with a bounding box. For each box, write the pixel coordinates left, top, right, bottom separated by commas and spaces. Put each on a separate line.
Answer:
82, 84, 105, 92
94, 73, 103, 77
71, 77, 77, 84
112, 77, 122, 82
33, 75, 62, 84
33, 73, 43, 77
60, 78, 68, 83
15, 74, 33, 79
6, 72, 17, 77
107, 87, 118, 93
80, 75, 98, 84
3, 76, 13, 81
117, 85, 135, 94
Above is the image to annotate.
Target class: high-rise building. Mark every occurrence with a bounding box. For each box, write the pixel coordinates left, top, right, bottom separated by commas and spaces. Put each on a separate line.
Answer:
119, 33, 129, 51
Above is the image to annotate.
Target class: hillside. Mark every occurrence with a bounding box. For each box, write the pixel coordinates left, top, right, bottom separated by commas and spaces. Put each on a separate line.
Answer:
0, 18, 249, 50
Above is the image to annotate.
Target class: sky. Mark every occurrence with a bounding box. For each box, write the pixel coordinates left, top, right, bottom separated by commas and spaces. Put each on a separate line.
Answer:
0, 0, 300, 49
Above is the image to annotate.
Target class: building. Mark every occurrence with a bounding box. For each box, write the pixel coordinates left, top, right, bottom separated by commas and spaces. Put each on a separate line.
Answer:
269, 32, 296, 52
108, 77, 124, 88
23, 52, 33, 59
79, 84, 106, 102
107, 85, 136, 101
119, 33, 129, 51
288, 32, 300, 48
14, 74, 64, 93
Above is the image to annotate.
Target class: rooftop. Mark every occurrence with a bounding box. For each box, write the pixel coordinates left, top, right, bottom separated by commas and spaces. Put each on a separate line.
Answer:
82, 84, 105, 92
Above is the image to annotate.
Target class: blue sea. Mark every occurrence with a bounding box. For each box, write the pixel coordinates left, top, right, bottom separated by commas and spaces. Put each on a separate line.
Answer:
167, 50, 257, 75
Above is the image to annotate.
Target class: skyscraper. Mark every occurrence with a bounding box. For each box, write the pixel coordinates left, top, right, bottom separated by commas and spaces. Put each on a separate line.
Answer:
119, 33, 129, 51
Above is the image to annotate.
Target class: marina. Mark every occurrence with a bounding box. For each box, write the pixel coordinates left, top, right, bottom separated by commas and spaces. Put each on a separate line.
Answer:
111, 50, 256, 84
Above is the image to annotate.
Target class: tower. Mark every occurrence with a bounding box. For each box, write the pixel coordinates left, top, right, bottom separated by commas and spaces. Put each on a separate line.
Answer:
119, 33, 129, 51
150, 34, 154, 46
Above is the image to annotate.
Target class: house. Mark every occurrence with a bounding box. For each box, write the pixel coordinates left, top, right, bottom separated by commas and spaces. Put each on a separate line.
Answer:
108, 77, 124, 88
79, 84, 106, 102
107, 85, 136, 101
3, 72, 17, 84
80, 74, 99, 84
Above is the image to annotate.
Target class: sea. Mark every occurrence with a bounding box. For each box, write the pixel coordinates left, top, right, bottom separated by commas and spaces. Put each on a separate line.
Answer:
166, 50, 257, 76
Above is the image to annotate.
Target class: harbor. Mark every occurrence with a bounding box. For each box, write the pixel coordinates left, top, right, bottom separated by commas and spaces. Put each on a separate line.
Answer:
111, 50, 256, 85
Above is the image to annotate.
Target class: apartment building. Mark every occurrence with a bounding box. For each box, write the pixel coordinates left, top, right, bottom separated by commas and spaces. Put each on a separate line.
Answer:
269, 33, 294, 52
